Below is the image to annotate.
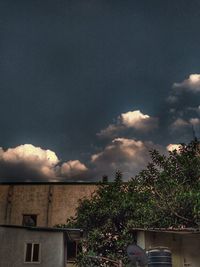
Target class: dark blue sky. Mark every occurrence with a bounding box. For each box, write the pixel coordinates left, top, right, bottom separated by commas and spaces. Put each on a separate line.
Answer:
1, 0, 200, 181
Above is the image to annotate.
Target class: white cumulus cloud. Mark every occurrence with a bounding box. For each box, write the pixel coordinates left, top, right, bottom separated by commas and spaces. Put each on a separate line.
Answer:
173, 74, 200, 93
91, 138, 161, 179
60, 160, 88, 177
166, 144, 181, 152
97, 110, 158, 138
0, 144, 59, 178
0, 144, 58, 164
121, 110, 151, 129
0, 144, 88, 180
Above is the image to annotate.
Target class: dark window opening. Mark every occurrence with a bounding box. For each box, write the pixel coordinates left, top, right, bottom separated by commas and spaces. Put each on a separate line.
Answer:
33, 244, 40, 262
67, 240, 80, 262
25, 243, 32, 262
25, 243, 40, 263
22, 214, 37, 227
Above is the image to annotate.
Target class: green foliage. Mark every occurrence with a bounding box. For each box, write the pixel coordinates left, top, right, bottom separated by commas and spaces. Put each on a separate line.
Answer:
136, 138, 200, 227
62, 139, 200, 266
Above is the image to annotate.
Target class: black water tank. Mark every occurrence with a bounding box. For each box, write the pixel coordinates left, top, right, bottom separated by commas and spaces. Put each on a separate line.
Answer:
147, 248, 172, 267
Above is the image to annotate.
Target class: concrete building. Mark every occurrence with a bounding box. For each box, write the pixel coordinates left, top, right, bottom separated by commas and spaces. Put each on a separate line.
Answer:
0, 182, 97, 227
0, 225, 82, 267
135, 228, 200, 267
2, 183, 200, 266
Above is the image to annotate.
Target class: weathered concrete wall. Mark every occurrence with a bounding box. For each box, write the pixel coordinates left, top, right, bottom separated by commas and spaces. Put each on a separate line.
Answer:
0, 227, 65, 267
51, 184, 96, 226
0, 185, 9, 225
181, 234, 200, 267
0, 184, 96, 227
11, 185, 50, 226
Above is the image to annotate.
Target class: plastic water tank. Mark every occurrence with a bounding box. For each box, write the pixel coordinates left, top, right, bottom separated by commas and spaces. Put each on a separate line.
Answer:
147, 248, 172, 267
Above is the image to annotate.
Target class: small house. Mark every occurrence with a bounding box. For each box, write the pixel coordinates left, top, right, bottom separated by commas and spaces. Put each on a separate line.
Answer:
0, 225, 82, 267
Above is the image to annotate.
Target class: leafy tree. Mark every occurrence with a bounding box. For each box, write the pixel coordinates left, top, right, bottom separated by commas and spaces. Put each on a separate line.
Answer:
62, 139, 200, 266
65, 171, 137, 265
135, 138, 200, 228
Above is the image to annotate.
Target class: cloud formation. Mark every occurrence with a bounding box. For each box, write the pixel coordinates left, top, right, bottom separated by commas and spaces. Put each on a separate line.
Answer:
173, 74, 200, 93
167, 75, 200, 122
166, 75, 200, 140
0, 141, 163, 182
170, 117, 200, 131
171, 118, 189, 130
98, 110, 158, 138
166, 143, 181, 152
0, 144, 88, 180
121, 110, 156, 129
1, 77, 199, 182
91, 138, 161, 179
59, 160, 88, 178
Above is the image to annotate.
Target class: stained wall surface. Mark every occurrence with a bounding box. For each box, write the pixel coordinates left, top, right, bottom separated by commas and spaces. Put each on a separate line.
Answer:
0, 226, 65, 267
0, 184, 97, 227
0, 185, 9, 225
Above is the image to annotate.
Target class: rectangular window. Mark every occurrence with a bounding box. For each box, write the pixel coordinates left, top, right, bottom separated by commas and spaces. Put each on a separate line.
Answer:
22, 214, 37, 227
67, 241, 81, 262
25, 243, 40, 263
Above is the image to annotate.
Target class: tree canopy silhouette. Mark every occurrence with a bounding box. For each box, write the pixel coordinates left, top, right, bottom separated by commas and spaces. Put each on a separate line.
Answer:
61, 139, 200, 266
